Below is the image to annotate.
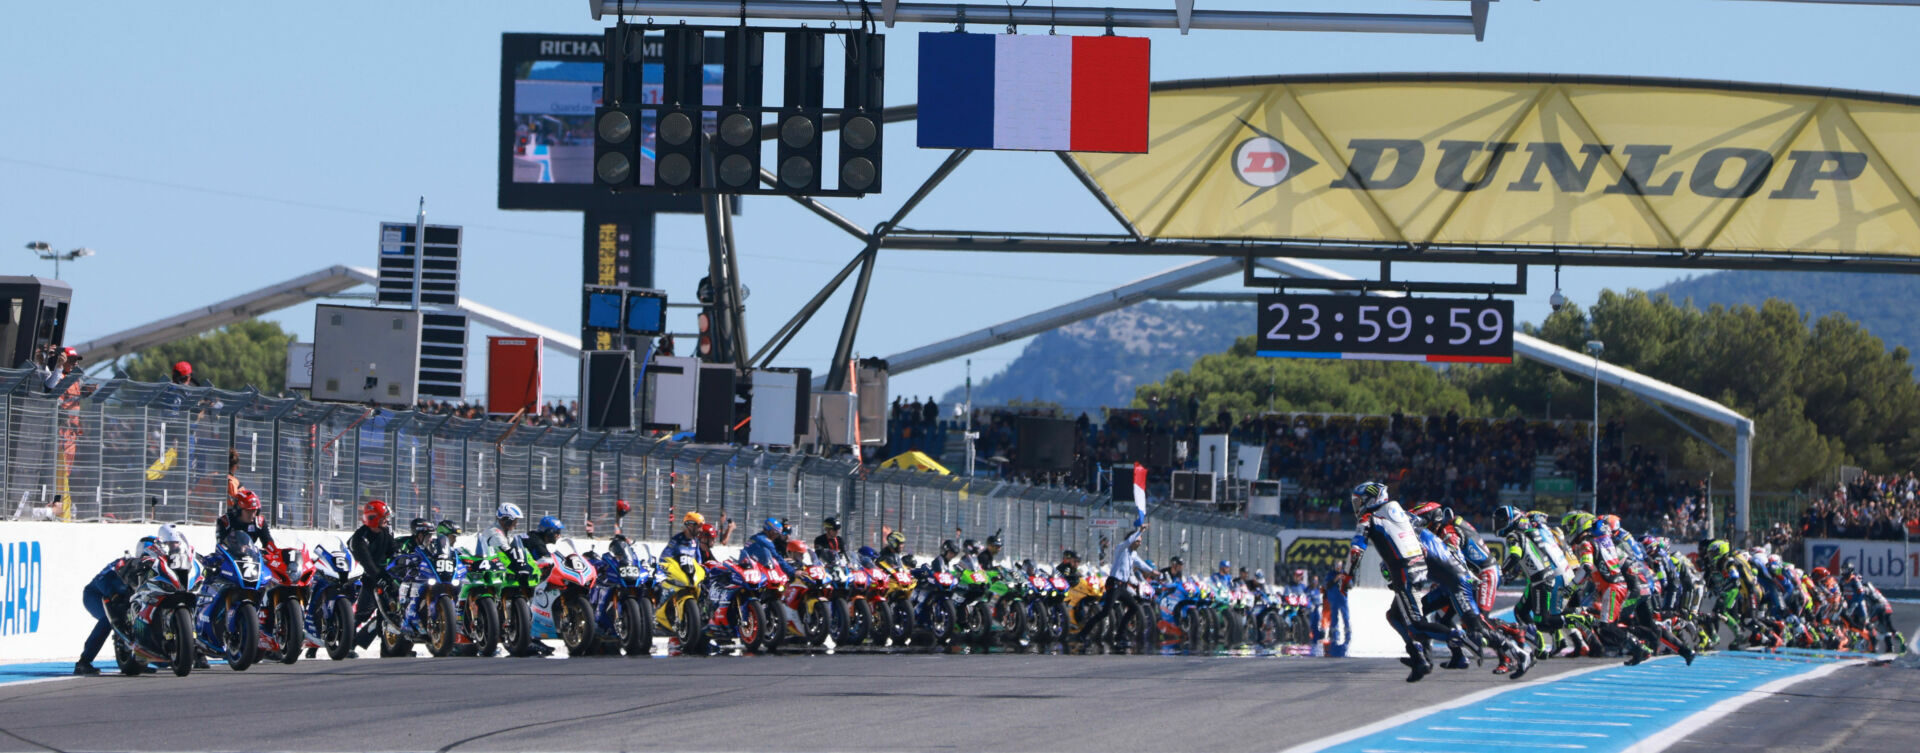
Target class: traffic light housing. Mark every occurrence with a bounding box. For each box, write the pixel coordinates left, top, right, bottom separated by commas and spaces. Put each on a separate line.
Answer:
711, 28, 766, 192
654, 26, 705, 192
838, 30, 885, 194
776, 30, 826, 194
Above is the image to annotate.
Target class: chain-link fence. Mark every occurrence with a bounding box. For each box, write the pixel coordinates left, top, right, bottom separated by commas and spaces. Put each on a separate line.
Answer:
1, 368, 1283, 571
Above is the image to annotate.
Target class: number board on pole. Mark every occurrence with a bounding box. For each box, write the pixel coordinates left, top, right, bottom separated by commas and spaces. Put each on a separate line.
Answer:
417, 313, 468, 400
1255, 294, 1513, 363
377, 222, 462, 306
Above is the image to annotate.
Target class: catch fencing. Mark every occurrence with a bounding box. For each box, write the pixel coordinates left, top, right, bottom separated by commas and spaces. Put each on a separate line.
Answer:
0, 368, 1280, 572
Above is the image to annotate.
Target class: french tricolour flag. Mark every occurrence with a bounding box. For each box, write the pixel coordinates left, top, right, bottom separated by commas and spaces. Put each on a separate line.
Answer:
917, 32, 1149, 153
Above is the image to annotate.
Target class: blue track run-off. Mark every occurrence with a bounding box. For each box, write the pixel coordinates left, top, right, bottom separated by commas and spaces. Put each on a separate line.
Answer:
1297, 650, 1864, 753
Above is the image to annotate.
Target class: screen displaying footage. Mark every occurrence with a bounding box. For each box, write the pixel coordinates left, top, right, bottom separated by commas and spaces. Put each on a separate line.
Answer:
510, 60, 723, 186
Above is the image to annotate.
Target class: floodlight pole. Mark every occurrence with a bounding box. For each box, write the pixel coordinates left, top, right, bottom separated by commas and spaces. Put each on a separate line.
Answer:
591, 1, 1487, 38
1588, 340, 1604, 515
413, 197, 426, 311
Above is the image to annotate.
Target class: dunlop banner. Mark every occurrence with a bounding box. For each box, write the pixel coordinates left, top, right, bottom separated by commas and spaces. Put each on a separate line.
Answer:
1073, 75, 1920, 258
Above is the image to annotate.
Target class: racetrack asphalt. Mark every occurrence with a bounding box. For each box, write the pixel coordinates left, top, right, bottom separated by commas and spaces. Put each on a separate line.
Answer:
2, 605, 1913, 753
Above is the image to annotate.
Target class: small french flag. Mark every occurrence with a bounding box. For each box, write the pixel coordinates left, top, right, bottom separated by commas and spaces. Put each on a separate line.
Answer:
917, 32, 1150, 153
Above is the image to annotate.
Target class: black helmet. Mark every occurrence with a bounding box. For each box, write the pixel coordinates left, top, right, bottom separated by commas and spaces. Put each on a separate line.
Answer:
1492, 506, 1523, 535
985, 529, 1003, 549
1061, 549, 1079, 561
436, 519, 462, 538
409, 518, 432, 536
940, 539, 960, 556
1169, 556, 1185, 568
822, 516, 840, 531
962, 538, 978, 554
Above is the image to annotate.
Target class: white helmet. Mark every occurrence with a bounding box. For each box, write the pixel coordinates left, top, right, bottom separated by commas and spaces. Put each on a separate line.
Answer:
496, 503, 524, 522
1350, 482, 1389, 515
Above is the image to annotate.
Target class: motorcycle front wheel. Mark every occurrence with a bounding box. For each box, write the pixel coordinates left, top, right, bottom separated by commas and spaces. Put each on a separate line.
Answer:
325, 596, 355, 660
470, 596, 501, 657
169, 607, 195, 676
427, 595, 458, 657
740, 599, 770, 654
503, 596, 534, 657
927, 599, 956, 647
559, 594, 597, 656
276, 598, 305, 665
620, 597, 653, 656
848, 598, 874, 648
890, 601, 913, 646
227, 602, 261, 671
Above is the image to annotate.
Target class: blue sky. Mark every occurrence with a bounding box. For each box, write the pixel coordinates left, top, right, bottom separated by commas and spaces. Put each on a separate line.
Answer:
3, 1, 1915, 404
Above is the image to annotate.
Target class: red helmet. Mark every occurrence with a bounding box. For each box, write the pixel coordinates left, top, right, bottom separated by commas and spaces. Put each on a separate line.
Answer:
614, 499, 632, 517
363, 499, 390, 528
787, 540, 809, 555
1601, 514, 1622, 531
698, 523, 717, 539
1811, 566, 1830, 579
236, 490, 262, 512
172, 361, 192, 377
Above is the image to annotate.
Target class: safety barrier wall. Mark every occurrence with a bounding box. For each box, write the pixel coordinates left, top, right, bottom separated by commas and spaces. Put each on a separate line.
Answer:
0, 370, 1280, 583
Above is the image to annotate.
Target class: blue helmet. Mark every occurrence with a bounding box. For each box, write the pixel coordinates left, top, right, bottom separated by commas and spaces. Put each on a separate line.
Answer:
858, 545, 879, 561
1218, 560, 1231, 570
763, 517, 782, 534
536, 516, 564, 535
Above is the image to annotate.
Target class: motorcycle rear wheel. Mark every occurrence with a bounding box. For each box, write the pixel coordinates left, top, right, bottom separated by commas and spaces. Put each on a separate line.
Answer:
325, 597, 355, 660
114, 634, 145, 676
503, 596, 534, 657
228, 603, 261, 671
427, 595, 458, 657
560, 594, 597, 655
169, 608, 195, 676
620, 597, 652, 656
471, 596, 501, 658
277, 599, 305, 664
890, 601, 913, 646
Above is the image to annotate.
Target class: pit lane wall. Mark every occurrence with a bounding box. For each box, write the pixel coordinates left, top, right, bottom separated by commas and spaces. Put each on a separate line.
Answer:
0, 520, 698, 662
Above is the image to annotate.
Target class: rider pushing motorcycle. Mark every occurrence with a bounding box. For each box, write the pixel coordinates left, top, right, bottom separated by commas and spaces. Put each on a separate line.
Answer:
1342, 481, 1445, 681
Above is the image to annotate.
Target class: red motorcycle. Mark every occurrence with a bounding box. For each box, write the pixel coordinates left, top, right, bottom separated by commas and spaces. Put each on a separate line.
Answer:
708, 557, 774, 654
778, 547, 834, 649
259, 544, 317, 664
848, 557, 894, 647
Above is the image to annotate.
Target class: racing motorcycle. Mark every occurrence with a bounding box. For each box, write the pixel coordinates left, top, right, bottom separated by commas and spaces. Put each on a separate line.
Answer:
778, 551, 834, 649
258, 542, 317, 664
375, 537, 464, 658
1021, 565, 1068, 651
528, 538, 600, 655
113, 536, 202, 676
910, 563, 960, 648
845, 552, 888, 647
1156, 575, 1209, 653
196, 531, 266, 671
708, 557, 775, 653
303, 536, 361, 661
819, 550, 865, 647
589, 537, 656, 656
1064, 566, 1108, 652
654, 550, 708, 652
877, 559, 918, 647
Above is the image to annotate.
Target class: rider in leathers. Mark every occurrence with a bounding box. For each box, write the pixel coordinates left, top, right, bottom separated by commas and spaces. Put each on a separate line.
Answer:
1342, 482, 1450, 682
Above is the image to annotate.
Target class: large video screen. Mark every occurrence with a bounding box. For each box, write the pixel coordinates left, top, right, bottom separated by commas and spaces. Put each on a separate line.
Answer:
497, 33, 717, 213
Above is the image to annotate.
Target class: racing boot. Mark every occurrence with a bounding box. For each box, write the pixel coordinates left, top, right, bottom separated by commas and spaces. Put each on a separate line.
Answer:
1508, 647, 1535, 681
72, 661, 100, 676
1400, 642, 1433, 683
1494, 655, 1512, 675
1625, 641, 1653, 666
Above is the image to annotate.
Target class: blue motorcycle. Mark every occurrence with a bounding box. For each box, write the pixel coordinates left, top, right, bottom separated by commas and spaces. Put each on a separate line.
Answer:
113, 535, 203, 676
588, 537, 656, 656
195, 530, 266, 671
374, 537, 465, 657
303, 535, 363, 661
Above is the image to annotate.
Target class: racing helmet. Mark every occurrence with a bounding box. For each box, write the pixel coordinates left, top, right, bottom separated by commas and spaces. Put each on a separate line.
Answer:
1600, 514, 1622, 533
822, 516, 840, 531
786, 540, 809, 556
496, 503, 524, 524
763, 517, 782, 535
1217, 560, 1232, 572
1492, 505, 1524, 535
235, 490, 262, 512
858, 545, 879, 561
1560, 511, 1595, 540
1349, 482, 1389, 516
436, 520, 462, 538
1406, 501, 1442, 523
1811, 566, 1830, 579
886, 531, 906, 549
1706, 540, 1732, 562
698, 523, 717, 540
984, 530, 1003, 550
940, 539, 960, 556
409, 517, 433, 536
363, 499, 390, 528
684, 511, 706, 526
536, 516, 564, 538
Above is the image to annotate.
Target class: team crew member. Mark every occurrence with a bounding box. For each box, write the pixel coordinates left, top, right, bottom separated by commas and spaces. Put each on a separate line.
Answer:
814, 517, 846, 556
74, 542, 144, 675
349, 500, 397, 652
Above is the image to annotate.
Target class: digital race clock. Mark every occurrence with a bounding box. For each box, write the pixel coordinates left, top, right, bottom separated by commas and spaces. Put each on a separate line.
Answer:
1255, 294, 1514, 363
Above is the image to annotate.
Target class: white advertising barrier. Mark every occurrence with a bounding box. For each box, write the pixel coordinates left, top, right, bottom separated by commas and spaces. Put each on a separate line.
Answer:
0, 521, 709, 662
1805, 537, 1917, 590
1280, 527, 1508, 659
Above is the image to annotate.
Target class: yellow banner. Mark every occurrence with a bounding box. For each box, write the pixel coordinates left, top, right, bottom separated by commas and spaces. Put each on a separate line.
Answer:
1072, 76, 1920, 257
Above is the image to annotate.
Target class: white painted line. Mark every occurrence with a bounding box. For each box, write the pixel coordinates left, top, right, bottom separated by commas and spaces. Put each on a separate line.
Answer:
0, 675, 79, 689
1274, 662, 1621, 753
1487, 705, 1653, 718
1395, 737, 1587, 750
1615, 658, 1863, 753
1425, 727, 1608, 738
1510, 699, 1671, 712
1459, 716, 1630, 726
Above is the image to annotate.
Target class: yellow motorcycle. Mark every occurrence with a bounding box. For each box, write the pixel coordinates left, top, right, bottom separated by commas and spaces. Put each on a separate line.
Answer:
1064, 566, 1108, 651
654, 553, 708, 652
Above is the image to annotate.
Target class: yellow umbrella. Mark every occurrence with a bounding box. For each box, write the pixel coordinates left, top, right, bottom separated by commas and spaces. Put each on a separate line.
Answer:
879, 451, 951, 475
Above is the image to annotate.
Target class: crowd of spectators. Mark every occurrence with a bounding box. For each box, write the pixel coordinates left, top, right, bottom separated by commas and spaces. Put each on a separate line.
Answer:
886, 403, 1703, 532
412, 399, 580, 428
1795, 472, 1920, 541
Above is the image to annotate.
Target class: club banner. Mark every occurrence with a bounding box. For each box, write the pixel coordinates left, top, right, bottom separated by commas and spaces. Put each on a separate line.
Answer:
1804, 537, 1917, 590
1071, 75, 1920, 259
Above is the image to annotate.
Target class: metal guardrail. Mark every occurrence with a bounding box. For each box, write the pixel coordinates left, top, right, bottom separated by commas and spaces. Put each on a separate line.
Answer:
0, 368, 1281, 572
